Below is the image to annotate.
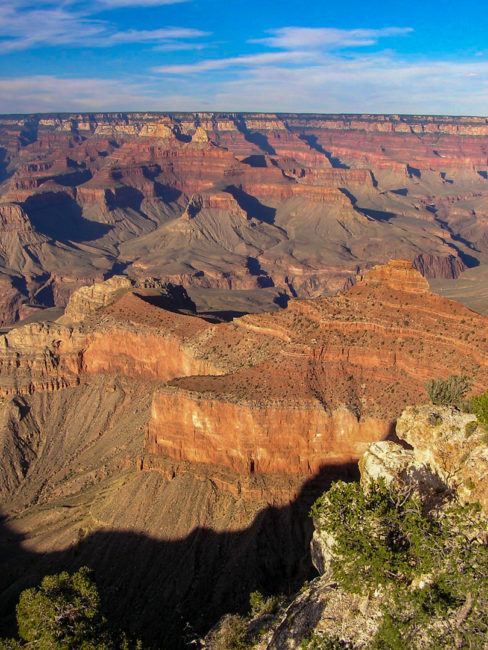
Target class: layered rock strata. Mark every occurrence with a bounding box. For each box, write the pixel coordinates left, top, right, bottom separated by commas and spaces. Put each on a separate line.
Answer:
1, 262, 488, 647
2, 262, 488, 479
1, 112, 487, 324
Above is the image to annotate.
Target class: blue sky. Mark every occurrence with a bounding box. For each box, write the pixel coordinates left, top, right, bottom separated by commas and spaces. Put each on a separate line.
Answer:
0, 0, 487, 115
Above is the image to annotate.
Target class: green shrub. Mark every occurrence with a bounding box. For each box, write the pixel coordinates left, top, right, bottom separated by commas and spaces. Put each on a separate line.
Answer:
206, 615, 249, 650
464, 420, 478, 437
1, 567, 141, 649
249, 590, 280, 617
15, 566, 110, 649
300, 632, 355, 649
311, 479, 436, 593
311, 480, 488, 649
426, 374, 472, 406
470, 388, 488, 427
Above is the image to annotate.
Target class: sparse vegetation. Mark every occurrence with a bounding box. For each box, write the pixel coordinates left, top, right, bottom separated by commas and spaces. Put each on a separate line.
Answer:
426, 374, 472, 407
300, 633, 355, 649
205, 590, 283, 649
248, 591, 280, 617
470, 388, 488, 427
427, 412, 443, 426
464, 420, 478, 437
205, 615, 249, 650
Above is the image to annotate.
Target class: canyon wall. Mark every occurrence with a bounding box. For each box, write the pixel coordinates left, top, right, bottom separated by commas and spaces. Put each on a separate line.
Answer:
1, 112, 488, 324
3, 262, 488, 481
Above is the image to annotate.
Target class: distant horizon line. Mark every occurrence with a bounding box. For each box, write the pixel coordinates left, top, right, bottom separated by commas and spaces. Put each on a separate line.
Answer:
1, 110, 487, 120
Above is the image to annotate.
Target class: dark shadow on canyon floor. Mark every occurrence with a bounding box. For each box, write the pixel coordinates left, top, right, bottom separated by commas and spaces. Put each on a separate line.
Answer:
225, 185, 277, 225
24, 192, 113, 243
0, 462, 359, 648
136, 287, 197, 314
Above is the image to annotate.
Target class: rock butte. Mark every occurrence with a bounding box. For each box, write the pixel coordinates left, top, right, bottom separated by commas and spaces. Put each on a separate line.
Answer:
1, 260, 488, 483
1, 112, 488, 325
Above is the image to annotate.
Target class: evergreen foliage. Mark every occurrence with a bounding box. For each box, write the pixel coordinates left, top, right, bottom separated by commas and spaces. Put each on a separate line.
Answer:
300, 633, 355, 649
248, 591, 280, 617
311, 479, 488, 648
0, 567, 142, 649
16, 567, 104, 648
470, 388, 488, 427
205, 615, 249, 650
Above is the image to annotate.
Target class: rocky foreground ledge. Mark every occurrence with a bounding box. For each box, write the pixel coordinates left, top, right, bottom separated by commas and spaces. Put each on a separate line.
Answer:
207, 403, 488, 648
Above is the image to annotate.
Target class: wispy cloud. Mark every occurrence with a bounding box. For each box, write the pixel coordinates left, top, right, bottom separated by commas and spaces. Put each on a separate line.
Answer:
0, 0, 204, 52
2, 52, 486, 116
152, 42, 207, 52
209, 55, 488, 115
154, 50, 318, 74
101, 27, 208, 45
146, 24, 488, 115
0, 74, 201, 112
97, 0, 189, 6
252, 26, 414, 50
1, 18, 487, 115
153, 25, 413, 75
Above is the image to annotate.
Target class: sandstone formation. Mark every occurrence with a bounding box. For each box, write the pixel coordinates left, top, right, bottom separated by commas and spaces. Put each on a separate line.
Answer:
1, 112, 488, 324
146, 260, 488, 476
357, 404, 488, 515
1, 261, 488, 647
62, 275, 133, 321
2, 260, 488, 478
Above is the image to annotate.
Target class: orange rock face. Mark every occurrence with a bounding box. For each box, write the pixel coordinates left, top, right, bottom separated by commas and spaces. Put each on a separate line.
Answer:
2, 258, 488, 648
0, 322, 84, 395
357, 259, 430, 293
142, 260, 488, 476
149, 390, 391, 475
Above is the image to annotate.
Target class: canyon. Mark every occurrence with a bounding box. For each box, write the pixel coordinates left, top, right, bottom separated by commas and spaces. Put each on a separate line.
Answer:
1, 112, 488, 327
1, 110, 488, 647
1, 260, 488, 646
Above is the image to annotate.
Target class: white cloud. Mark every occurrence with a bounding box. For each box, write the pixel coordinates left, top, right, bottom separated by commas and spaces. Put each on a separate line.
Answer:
102, 27, 208, 45
208, 55, 488, 115
1, 18, 487, 115
146, 24, 488, 115
152, 42, 207, 52
153, 50, 317, 74
97, 0, 189, 5
0, 74, 203, 112
0, 0, 203, 52
251, 26, 413, 51
2, 52, 487, 115
153, 25, 413, 75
